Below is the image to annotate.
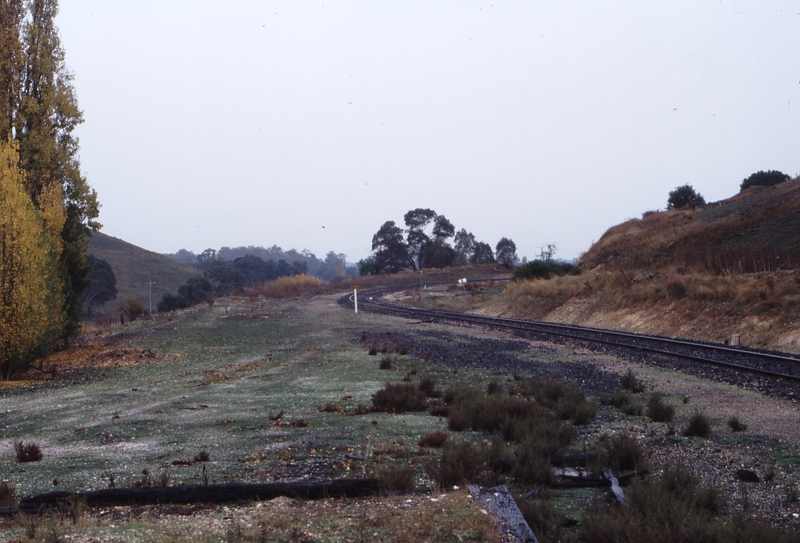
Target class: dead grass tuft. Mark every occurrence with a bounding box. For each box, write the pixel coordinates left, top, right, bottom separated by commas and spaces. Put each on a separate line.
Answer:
14, 440, 42, 463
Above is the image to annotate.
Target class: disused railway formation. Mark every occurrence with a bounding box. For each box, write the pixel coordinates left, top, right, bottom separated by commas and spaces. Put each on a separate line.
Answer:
340, 287, 800, 397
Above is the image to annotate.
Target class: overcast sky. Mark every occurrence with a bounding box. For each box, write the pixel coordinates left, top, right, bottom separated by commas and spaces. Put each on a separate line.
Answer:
57, 1, 799, 263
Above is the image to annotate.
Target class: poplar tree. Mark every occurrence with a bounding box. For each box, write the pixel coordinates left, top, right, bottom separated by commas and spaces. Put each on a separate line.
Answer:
13, 0, 100, 340
0, 140, 64, 378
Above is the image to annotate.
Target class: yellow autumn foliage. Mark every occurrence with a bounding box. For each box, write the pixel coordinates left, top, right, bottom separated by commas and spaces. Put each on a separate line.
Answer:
0, 139, 64, 378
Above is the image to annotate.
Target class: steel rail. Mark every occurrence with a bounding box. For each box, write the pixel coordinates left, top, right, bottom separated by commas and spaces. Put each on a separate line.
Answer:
347, 289, 800, 384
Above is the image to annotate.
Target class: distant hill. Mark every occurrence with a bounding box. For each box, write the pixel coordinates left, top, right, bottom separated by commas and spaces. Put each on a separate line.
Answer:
87, 232, 201, 313
579, 175, 800, 274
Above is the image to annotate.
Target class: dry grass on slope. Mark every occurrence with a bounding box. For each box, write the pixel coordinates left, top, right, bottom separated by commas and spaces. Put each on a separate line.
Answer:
503, 270, 800, 351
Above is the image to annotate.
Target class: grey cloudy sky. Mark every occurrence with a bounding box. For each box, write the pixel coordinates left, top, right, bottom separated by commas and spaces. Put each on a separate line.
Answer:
58, 1, 799, 263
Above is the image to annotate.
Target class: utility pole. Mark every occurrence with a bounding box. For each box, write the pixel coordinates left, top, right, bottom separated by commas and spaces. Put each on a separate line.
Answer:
146, 281, 156, 316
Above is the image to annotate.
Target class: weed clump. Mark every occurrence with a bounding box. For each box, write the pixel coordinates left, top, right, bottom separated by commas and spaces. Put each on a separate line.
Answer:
375, 463, 416, 491
379, 356, 393, 370
425, 441, 488, 487
684, 411, 712, 438
645, 393, 675, 422
418, 431, 448, 448
14, 440, 42, 463
368, 347, 378, 356
594, 433, 647, 473
620, 369, 645, 393
603, 389, 643, 416
728, 416, 747, 432
520, 378, 596, 425
418, 377, 440, 398
371, 383, 428, 413
0, 481, 16, 506
579, 464, 798, 543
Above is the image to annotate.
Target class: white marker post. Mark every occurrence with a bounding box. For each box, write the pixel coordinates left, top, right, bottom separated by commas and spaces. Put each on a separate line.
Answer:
352, 285, 359, 314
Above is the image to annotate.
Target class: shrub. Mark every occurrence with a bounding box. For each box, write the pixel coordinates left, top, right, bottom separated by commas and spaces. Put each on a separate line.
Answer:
513, 259, 580, 281
417, 378, 435, 398
522, 378, 596, 425
14, 440, 42, 463
368, 347, 378, 356
194, 450, 211, 462
426, 441, 488, 487
645, 393, 675, 422
371, 383, 428, 413
418, 430, 449, 448
728, 416, 747, 432
603, 389, 643, 416
580, 464, 756, 543
594, 433, 647, 473
667, 184, 705, 209
379, 356, 393, 370
684, 411, 711, 438
486, 380, 502, 395
375, 463, 416, 491
516, 495, 564, 543
740, 169, 790, 191
0, 481, 16, 506
513, 440, 553, 485
620, 369, 645, 393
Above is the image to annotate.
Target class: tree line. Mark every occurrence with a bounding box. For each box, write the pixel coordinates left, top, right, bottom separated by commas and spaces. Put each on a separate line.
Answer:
0, 0, 99, 378
357, 208, 518, 275
157, 248, 352, 312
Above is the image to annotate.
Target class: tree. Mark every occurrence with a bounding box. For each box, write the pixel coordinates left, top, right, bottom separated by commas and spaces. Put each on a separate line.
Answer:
0, 0, 24, 140
0, 139, 63, 378
177, 276, 213, 305
667, 184, 705, 210
740, 170, 790, 192
432, 215, 455, 243
9, 0, 100, 341
82, 254, 117, 317
495, 238, 518, 268
403, 208, 436, 269
371, 221, 411, 274
538, 243, 557, 262
471, 241, 494, 264
453, 229, 476, 265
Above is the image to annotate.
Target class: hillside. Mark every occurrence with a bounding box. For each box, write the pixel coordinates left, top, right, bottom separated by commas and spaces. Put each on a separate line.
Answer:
87, 232, 201, 313
493, 176, 800, 354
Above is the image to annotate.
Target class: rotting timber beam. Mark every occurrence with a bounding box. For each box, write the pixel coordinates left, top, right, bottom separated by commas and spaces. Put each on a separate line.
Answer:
15, 478, 380, 511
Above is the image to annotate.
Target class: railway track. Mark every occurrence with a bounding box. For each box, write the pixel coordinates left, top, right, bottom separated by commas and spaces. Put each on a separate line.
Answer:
341, 286, 800, 388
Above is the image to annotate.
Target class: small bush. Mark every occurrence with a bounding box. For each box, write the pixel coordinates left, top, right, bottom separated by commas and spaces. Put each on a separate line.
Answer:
486, 380, 502, 395
595, 433, 647, 473
368, 347, 378, 356
375, 463, 416, 491
0, 481, 16, 506
620, 369, 645, 393
447, 408, 468, 431
516, 496, 564, 543
581, 464, 755, 543
14, 440, 42, 463
418, 377, 440, 398
684, 411, 711, 438
603, 389, 643, 416
371, 383, 428, 413
513, 259, 580, 281
645, 393, 675, 422
418, 430, 449, 448
521, 378, 596, 425
194, 450, 211, 463
379, 356, 393, 370
426, 441, 488, 487
728, 416, 747, 432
